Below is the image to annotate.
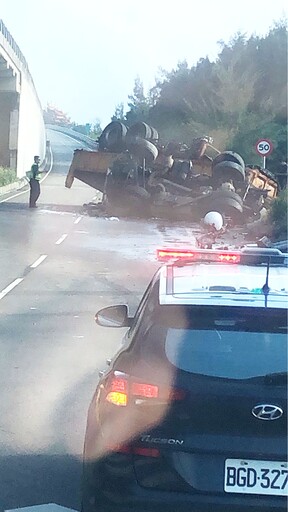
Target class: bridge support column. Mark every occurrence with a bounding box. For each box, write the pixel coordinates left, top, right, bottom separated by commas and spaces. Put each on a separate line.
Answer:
9, 106, 19, 170
0, 90, 18, 169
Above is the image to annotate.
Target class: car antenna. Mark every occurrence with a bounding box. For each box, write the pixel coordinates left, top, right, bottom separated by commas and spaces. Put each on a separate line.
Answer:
262, 257, 271, 308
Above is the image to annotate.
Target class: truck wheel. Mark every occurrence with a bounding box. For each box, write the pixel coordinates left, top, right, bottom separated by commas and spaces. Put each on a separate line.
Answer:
127, 122, 152, 140
198, 190, 243, 221
149, 126, 159, 141
212, 151, 245, 169
98, 121, 127, 152
211, 189, 243, 206
212, 161, 245, 182
126, 137, 158, 163
204, 198, 243, 223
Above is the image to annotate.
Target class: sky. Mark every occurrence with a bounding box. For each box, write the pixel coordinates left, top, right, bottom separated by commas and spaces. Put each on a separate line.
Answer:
1, 0, 287, 127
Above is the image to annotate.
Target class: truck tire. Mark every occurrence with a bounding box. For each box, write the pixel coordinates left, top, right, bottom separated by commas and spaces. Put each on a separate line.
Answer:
198, 190, 243, 221
212, 161, 245, 182
211, 189, 243, 206
212, 151, 245, 169
98, 121, 127, 152
126, 137, 158, 164
127, 122, 152, 140
149, 126, 159, 141
201, 199, 243, 225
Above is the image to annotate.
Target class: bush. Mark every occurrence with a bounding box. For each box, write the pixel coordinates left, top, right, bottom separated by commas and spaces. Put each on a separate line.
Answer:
0, 167, 17, 187
268, 189, 287, 241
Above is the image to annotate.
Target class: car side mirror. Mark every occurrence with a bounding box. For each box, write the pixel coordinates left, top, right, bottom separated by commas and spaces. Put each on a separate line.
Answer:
95, 305, 132, 328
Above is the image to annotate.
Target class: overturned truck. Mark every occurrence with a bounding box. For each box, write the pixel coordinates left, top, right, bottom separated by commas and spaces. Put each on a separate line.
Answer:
65, 121, 278, 224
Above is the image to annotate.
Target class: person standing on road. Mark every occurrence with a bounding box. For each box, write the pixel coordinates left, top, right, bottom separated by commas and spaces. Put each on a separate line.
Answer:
27, 155, 42, 208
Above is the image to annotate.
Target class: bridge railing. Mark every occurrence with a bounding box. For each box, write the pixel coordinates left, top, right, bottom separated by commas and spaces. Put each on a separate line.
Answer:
0, 18, 28, 70
46, 124, 99, 149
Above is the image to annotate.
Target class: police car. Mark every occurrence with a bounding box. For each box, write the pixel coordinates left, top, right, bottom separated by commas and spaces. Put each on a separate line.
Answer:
82, 247, 288, 512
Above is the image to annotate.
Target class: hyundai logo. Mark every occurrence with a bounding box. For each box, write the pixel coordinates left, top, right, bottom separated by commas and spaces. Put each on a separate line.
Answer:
252, 404, 283, 420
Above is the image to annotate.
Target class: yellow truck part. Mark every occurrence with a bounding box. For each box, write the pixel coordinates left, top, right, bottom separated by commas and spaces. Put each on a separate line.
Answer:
246, 166, 278, 199
65, 149, 127, 189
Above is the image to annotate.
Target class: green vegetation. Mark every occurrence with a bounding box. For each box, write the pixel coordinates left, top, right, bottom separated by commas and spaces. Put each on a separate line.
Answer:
72, 121, 102, 140
112, 21, 287, 175
268, 190, 288, 241
43, 105, 103, 141
109, 22, 287, 238
0, 166, 17, 187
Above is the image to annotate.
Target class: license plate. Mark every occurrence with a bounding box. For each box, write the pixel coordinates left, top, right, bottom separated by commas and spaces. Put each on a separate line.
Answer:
224, 459, 288, 496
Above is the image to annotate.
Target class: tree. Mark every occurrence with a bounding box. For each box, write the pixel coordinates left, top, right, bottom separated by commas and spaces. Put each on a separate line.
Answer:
72, 123, 92, 136
111, 22, 287, 163
72, 120, 102, 140
111, 103, 125, 122
125, 77, 151, 125
90, 120, 102, 139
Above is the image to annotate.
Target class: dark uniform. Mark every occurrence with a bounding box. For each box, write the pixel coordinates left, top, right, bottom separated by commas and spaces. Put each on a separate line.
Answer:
28, 156, 41, 208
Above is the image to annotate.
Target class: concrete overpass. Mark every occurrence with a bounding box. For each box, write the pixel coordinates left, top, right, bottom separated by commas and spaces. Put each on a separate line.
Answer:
0, 19, 46, 177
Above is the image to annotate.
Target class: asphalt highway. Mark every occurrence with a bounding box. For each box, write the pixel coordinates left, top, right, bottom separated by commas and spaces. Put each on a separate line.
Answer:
0, 129, 197, 510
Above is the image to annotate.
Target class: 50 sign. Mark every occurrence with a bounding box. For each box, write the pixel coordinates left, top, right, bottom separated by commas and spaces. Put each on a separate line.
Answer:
255, 139, 274, 157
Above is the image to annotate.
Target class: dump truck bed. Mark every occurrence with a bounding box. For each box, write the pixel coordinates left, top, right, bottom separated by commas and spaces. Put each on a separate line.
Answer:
65, 149, 127, 190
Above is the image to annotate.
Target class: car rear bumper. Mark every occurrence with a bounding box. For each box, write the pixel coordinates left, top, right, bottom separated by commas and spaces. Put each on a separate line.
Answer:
82, 458, 287, 512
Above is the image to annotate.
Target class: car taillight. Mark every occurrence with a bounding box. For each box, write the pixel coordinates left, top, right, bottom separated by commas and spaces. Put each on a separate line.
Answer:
157, 248, 240, 263
132, 382, 159, 398
105, 376, 159, 406
133, 447, 160, 457
105, 374, 184, 406
111, 444, 160, 457
106, 377, 128, 406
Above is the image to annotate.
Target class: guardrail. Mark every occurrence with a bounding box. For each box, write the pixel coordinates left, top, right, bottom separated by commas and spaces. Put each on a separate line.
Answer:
0, 18, 28, 70
45, 124, 99, 149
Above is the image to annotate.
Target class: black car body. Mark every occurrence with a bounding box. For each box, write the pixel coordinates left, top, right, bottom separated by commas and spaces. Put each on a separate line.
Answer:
82, 248, 288, 512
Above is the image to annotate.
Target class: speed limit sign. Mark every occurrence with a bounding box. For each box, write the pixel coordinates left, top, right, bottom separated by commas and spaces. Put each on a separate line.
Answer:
255, 139, 273, 157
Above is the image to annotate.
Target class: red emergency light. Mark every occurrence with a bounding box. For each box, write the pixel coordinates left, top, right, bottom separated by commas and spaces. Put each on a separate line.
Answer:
156, 248, 241, 264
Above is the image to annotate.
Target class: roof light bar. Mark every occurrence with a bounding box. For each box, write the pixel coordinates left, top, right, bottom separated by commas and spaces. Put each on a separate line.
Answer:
157, 248, 241, 264
157, 249, 197, 261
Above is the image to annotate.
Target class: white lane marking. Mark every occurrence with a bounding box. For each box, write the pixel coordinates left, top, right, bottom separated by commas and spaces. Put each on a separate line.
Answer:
0, 146, 54, 203
40, 210, 72, 216
75, 230, 88, 234
55, 234, 68, 245
73, 335, 84, 339
40, 147, 54, 182
30, 255, 48, 268
74, 216, 82, 224
0, 188, 28, 203
0, 278, 24, 300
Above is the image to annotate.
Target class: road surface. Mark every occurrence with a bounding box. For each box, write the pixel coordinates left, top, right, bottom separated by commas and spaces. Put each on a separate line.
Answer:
0, 129, 197, 510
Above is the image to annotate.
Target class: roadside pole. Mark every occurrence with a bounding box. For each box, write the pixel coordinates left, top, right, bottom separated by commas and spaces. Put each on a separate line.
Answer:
255, 139, 274, 168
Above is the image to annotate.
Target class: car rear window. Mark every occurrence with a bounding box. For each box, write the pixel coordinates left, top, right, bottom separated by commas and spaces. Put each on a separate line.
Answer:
137, 305, 287, 380
165, 328, 286, 379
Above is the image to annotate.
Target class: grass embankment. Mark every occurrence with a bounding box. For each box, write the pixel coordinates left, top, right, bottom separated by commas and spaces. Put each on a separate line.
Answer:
0, 166, 17, 187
